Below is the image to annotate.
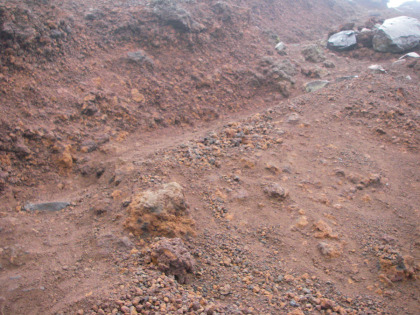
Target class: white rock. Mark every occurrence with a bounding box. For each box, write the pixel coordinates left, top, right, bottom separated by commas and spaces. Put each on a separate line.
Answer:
399, 52, 420, 59
275, 42, 286, 55
368, 64, 386, 73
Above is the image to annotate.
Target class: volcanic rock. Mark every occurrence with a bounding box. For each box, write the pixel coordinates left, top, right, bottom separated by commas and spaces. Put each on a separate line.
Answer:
301, 44, 326, 63
127, 50, 154, 67
373, 16, 420, 53
264, 183, 288, 200
151, 0, 202, 33
150, 237, 194, 284
24, 202, 70, 212
125, 182, 195, 237
305, 80, 329, 92
275, 42, 287, 55
356, 29, 374, 48
327, 30, 357, 51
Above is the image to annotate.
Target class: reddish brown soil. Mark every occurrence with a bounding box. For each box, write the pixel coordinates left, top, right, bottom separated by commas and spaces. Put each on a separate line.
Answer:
0, 1, 419, 314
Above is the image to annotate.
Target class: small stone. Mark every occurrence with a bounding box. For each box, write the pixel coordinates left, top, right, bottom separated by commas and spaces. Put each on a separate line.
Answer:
305, 80, 329, 93
130, 306, 138, 315
24, 202, 70, 212
119, 236, 133, 248
391, 60, 406, 68
399, 52, 420, 59
85, 8, 104, 20
296, 216, 308, 228
58, 146, 73, 168
127, 50, 154, 67
368, 64, 386, 73
290, 300, 298, 307
264, 183, 289, 200
323, 61, 335, 68
275, 42, 287, 55
287, 113, 301, 124
313, 220, 338, 239
50, 29, 64, 39
320, 298, 334, 310
220, 284, 231, 295
131, 89, 145, 103
265, 162, 281, 174
317, 242, 342, 258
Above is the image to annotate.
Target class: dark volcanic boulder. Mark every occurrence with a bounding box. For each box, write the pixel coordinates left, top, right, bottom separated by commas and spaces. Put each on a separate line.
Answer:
151, 0, 203, 33
373, 16, 420, 53
356, 29, 375, 48
327, 30, 357, 51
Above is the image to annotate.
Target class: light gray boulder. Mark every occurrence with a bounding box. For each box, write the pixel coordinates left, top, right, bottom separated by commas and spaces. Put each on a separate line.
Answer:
373, 16, 420, 53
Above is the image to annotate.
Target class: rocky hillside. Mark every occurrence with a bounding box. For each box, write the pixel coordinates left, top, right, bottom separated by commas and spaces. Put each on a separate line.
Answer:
0, 0, 362, 190
0, 0, 419, 314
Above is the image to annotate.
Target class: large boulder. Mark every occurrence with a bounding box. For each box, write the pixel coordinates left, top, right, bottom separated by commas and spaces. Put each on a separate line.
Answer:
373, 16, 420, 53
327, 30, 357, 51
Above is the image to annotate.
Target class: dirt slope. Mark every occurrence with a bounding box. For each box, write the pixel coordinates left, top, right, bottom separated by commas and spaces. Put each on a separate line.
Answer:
0, 0, 419, 314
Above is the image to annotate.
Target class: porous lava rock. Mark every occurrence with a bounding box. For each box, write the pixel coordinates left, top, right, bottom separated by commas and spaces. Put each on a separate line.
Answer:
125, 182, 195, 237
150, 237, 195, 284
